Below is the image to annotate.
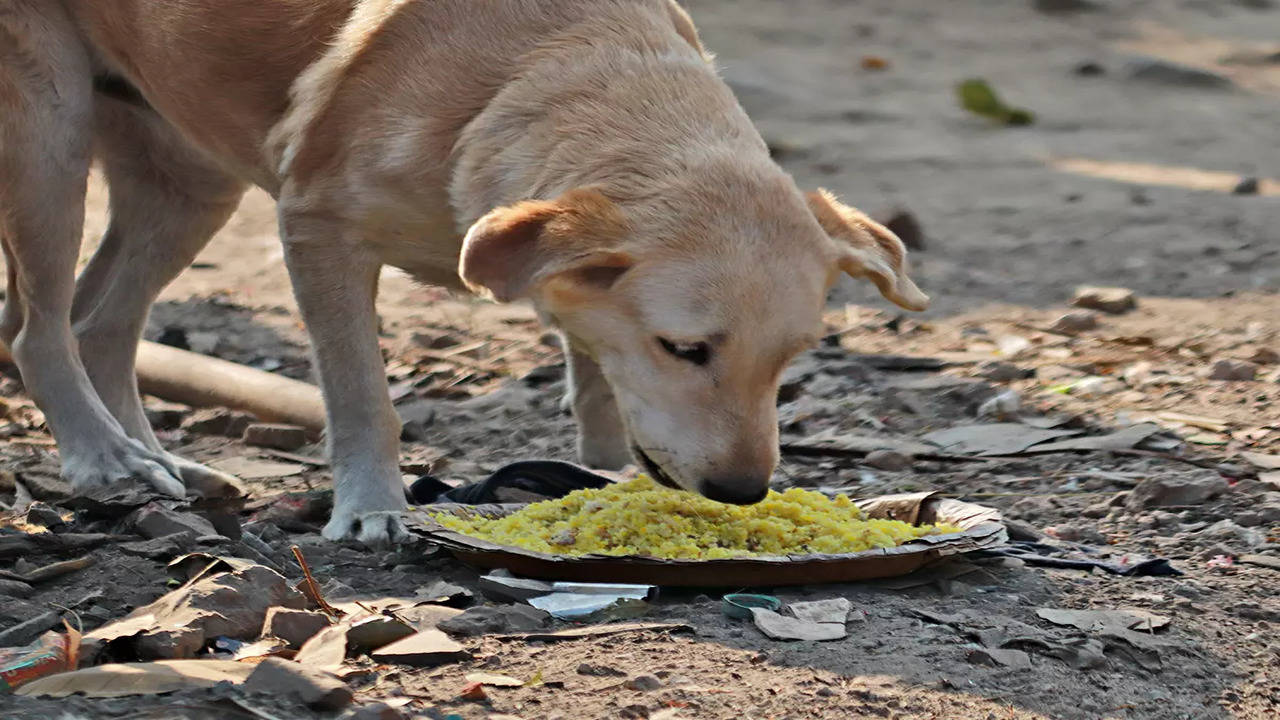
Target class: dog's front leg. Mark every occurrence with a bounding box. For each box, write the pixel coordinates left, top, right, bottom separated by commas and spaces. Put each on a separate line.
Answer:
565, 341, 632, 470
278, 211, 407, 545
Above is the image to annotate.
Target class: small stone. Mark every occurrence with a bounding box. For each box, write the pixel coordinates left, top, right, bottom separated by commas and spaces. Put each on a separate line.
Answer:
1126, 57, 1233, 89
0, 578, 34, 598
977, 390, 1020, 420
131, 503, 220, 539
23, 502, 66, 529
243, 423, 310, 451
624, 674, 663, 691
1074, 61, 1105, 76
1051, 309, 1100, 334
144, 400, 191, 431
1126, 474, 1227, 511
864, 449, 912, 471
244, 657, 353, 711
1122, 361, 1153, 386
1233, 177, 1260, 195
1209, 359, 1257, 381
341, 702, 409, 720
1071, 287, 1136, 315
975, 360, 1029, 382
1081, 501, 1111, 519
263, 607, 333, 648
1234, 511, 1262, 527
412, 332, 461, 350
1249, 347, 1279, 365
181, 407, 256, 437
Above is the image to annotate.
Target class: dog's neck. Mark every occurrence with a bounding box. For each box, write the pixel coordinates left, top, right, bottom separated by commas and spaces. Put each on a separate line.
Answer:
448, 12, 772, 231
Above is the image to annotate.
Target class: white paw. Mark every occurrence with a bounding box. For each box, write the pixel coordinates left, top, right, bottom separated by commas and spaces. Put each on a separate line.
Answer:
62, 437, 186, 498
322, 509, 410, 547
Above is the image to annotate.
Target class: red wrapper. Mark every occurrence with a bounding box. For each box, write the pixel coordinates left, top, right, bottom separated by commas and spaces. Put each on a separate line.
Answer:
0, 623, 79, 693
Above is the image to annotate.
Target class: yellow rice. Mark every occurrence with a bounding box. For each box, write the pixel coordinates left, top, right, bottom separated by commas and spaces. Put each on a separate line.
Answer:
433, 475, 962, 560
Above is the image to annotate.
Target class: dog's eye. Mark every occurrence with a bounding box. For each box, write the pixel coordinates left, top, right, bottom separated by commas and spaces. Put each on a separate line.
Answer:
658, 338, 710, 366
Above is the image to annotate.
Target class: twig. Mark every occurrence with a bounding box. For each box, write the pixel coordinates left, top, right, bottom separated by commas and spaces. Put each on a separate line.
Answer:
22, 554, 95, 584
291, 545, 340, 618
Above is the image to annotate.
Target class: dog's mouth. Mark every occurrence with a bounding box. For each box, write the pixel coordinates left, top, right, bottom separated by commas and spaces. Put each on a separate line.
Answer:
632, 445, 681, 490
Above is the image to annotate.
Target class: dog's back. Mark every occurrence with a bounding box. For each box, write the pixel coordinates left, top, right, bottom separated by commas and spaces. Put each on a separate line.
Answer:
63, 0, 697, 190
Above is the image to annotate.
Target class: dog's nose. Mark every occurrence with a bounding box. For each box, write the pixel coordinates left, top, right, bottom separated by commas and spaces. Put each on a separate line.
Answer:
700, 477, 770, 505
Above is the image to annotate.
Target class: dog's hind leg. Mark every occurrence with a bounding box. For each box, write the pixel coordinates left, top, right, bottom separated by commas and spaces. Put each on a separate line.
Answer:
70, 99, 247, 497
0, 1, 184, 496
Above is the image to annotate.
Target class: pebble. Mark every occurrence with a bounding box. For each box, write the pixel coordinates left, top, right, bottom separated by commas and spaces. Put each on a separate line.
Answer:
0, 578, 34, 598
624, 673, 663, 691
1072, 286, 1136, 315
1125, 57, 1234, 89
1209, 359, 1258, 381
975, 360, 1029, 382
1051, 310, 1100, 334
1233, 177, 1260, 195
977, 389, 1020, 420
1249, 347, 1278, 365
863, 449, 912, 471
24, 502, 65, 529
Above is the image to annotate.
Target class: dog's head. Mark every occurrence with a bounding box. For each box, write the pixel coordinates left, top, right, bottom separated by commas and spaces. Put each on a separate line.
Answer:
459, 165, 926, 504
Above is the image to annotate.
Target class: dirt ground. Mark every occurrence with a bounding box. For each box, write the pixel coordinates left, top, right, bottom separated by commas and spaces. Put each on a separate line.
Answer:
2, 1, 1278, 719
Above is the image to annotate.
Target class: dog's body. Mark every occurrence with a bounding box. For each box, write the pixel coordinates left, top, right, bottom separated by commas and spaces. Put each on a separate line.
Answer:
1, 0, 926, 544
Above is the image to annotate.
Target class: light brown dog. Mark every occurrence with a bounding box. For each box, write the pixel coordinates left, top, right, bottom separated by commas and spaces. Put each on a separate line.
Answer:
0, 0, 927, 544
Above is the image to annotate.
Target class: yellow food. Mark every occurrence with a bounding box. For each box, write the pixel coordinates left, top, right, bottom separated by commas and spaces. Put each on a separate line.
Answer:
433, 475, 962, 560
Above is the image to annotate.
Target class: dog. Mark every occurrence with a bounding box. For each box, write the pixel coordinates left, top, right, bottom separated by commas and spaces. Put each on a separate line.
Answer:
0, 0, 927, 545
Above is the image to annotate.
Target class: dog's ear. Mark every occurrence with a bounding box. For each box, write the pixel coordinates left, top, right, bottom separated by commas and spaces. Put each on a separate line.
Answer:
460, 188, 634, 303
805, 189, 929, 311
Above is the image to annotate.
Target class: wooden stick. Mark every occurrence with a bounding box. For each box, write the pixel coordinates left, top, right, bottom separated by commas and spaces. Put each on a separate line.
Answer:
291, 545, 340, 619
0, 339, 326, 432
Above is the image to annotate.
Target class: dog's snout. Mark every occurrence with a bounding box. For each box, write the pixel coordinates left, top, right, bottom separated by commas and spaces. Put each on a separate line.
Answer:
700, 477, 770, 505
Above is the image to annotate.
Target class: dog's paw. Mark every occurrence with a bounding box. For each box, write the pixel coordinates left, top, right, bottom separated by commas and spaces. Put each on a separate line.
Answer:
322, 510, 411, 547
169, 456, 246, 500
63, 438, 186, 498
